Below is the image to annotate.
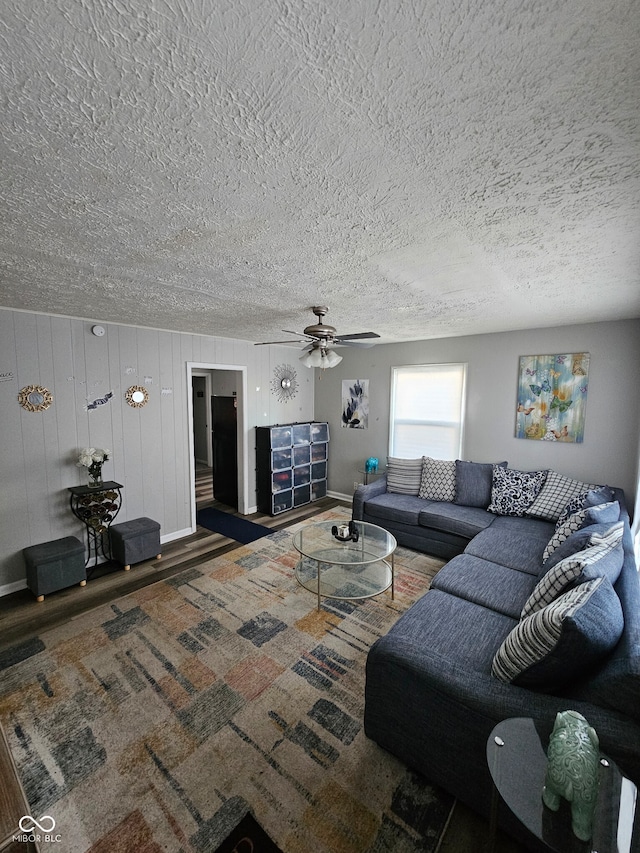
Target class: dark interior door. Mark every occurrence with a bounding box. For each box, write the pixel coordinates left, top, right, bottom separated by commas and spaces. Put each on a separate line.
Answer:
211, 396, 238, 509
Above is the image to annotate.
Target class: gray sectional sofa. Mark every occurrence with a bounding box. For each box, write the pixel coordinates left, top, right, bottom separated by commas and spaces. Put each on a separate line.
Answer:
353, 461, 640, 850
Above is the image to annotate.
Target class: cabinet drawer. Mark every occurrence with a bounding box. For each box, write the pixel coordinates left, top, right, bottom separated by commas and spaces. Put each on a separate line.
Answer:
311, 422, 329, 442
272, 448, 292, 470
292, 423, 311, 445
311, 461, 326, 481
270, 426, 292, 449
293, 444, 311, 466
294, 465, 311, 487
311, 442, 327, 462
311, 480, 327, 501
294, 484, 311, 506
272, 490, 293, 514
272, 470, 292, 492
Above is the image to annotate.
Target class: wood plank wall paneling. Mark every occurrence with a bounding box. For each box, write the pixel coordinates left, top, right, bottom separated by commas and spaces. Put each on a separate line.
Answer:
0, 309, 315, 591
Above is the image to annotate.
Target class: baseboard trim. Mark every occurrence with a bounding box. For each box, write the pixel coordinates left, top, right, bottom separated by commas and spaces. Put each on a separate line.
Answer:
160, 527, 193, 544
0, 579, 27, 598
327, 490, 354, 503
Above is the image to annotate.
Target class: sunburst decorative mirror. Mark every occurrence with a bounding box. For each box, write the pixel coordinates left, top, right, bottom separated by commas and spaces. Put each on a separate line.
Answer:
125, 385, 149, 407
271, 364, 299, 402
18, 385, 53, 412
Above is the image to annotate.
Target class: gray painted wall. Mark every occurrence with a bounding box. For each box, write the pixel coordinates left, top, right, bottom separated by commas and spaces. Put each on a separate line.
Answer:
0, 309, 313, 593
315, 319, 640, 511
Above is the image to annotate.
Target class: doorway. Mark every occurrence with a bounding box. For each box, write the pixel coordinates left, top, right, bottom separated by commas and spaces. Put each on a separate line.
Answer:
187, 362, 249, 530
211, 395, 238, 508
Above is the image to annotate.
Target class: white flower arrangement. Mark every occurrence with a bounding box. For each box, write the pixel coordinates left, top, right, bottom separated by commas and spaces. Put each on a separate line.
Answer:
77, 447, 110, 469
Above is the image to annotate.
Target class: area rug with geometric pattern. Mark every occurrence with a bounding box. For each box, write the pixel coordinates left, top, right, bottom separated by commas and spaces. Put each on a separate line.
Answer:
0, 508, 452, 852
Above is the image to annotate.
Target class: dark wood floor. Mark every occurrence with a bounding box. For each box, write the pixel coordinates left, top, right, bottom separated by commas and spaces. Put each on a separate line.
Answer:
0, 466, 525, 853
0, 466, 347, 655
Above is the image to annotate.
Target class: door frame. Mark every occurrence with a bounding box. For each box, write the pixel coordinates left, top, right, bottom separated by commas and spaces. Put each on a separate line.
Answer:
186, 362, 249, 529
191, 371, 213, 467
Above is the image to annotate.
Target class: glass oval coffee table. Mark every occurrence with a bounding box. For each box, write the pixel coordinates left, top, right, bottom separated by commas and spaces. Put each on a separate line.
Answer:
293, 520, 396, 610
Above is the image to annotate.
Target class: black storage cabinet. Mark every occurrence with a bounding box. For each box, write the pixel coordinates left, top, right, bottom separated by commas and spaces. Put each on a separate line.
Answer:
255, 422, 329, 515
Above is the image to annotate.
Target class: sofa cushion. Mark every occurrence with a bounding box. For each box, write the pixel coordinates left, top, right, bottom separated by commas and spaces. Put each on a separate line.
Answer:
522, 527, 625, 618
492, 577, 624, 688
363, 493, 428, 525
526, 471, 599, 521
384, 587, 516, 675
464, 515, 554, 575
431, 554, 537, 620
488, 466, 547, 517
386, 457, 423, 495
543, 521, 625, 572
543, 501, 621, 561
454, 460, 507, 508
418, 502, 496, 538
419, 457, 456, 501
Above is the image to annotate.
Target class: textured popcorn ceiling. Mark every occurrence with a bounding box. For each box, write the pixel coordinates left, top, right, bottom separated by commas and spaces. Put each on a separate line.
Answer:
1, 0, 639, 344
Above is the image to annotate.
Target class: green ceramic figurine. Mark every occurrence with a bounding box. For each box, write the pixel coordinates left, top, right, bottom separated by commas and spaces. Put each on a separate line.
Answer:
542, 710, 600, 841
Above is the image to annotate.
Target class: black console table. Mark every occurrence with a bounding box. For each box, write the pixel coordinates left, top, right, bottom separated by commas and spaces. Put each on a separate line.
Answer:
68, 481, 123, 570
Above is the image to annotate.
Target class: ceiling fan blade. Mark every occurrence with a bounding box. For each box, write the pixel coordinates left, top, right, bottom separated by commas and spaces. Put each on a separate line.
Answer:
335, 331, 380, 340
335, 339, 377, 348
254, 339, 306, 345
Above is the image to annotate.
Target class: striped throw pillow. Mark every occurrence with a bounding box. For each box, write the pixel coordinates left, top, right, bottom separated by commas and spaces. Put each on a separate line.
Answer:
386, 457, 423, 496
492, 577, 623, 686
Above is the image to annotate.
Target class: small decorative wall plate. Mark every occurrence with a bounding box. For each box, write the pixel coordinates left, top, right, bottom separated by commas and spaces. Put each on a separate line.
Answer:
125, 385, 149, 407
271, 364, 299, 402
18, 385, 53, 412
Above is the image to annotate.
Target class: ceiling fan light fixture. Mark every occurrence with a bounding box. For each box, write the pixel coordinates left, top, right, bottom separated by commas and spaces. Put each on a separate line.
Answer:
300, 348, 323, 368
323, 349, 343, 367
299, 346, 343, 369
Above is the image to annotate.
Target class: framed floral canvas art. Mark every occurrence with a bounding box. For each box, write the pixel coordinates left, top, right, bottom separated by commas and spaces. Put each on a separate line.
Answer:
342, 379, 369, 428
515, 353, 589, 442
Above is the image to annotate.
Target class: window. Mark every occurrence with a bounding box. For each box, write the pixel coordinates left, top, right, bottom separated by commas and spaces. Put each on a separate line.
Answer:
389, 363, 467, 459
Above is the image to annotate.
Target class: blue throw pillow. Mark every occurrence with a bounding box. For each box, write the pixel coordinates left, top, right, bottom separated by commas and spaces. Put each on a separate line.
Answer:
543, 502, 620, 562
556, 486, 616, 526
454, 461, 508, 508
492, 577, 623, 688
543, 521, 625, 572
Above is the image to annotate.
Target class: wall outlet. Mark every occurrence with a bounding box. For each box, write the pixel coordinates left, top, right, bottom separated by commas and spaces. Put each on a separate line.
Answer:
354, 481, 360, 491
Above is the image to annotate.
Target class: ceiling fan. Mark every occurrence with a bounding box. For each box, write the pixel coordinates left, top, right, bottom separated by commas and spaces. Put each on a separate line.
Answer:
255, 306, 380, 368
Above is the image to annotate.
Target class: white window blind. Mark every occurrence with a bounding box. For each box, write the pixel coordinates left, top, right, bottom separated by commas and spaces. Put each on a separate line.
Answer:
389, 363, 467, 459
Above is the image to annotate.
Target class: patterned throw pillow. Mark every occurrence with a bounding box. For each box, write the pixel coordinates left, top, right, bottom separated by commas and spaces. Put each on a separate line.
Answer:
487, 467, 547, 517
527, 471, 599, 522
492, 577, 624, 686
522, 524, 625, 619
556, 486, 616, 526
543, 502, 620, 562
543, 521, 624, 572
418, 457, 456, 501
386, 457, 423, 496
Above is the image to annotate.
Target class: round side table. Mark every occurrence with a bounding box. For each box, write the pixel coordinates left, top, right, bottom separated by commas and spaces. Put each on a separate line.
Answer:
486, 717, 637, 853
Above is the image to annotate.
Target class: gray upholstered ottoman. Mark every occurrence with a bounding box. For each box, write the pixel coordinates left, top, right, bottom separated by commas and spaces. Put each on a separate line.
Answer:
23, 536, 86, 602
109, 517, 161, 571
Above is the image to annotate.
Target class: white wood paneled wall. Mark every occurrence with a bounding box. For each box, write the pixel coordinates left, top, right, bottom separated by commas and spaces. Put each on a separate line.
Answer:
0, 309, 315, 593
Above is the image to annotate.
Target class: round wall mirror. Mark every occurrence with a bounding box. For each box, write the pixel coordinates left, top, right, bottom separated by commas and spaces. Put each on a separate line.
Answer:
125, 385, 149, 407
270, 364, 299, 402
18, 385, 53, 412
